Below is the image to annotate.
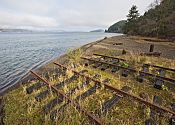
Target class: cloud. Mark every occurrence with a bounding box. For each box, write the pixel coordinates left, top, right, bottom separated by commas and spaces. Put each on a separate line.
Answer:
0, 10, 58, 28
0, 0, 155, 31
0, 0, 53, 15
54, 0, 154, 29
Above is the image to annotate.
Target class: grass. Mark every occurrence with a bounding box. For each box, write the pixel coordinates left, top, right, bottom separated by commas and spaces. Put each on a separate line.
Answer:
4, 81, 44, 125
3, 48, 175, 125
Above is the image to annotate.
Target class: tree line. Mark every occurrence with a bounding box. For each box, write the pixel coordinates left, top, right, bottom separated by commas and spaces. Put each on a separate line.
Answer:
123, 0, 175, 39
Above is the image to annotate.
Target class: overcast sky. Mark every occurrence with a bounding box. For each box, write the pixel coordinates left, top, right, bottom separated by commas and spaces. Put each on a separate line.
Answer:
0, 0, 154, 31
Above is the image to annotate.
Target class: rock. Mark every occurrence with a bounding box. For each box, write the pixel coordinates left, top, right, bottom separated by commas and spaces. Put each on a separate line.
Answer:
122, 70, 129, 77
153, 96, 162, 105
145, 119, 154, 125
111, 68, 119, 73
154, 80, 163, 90
137, 76, 144, 83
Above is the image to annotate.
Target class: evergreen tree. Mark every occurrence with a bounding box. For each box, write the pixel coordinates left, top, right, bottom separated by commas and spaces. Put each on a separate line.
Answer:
123, 5, 140, 34
118, 0, 175, 39
127, 5, 140, 22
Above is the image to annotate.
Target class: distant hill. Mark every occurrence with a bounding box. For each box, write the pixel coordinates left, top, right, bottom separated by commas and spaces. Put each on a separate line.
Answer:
90, 29, 104, 32
0, 28, 67, 33
0, 28, 32, 33
106, 20, 127, 33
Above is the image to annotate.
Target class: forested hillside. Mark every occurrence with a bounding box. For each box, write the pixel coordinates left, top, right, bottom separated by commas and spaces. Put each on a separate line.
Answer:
107, 0, 175, 39
124, 0, 175, 39
105, 20, 126, 33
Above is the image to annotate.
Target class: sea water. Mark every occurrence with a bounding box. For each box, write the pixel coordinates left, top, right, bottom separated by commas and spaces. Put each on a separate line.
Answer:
0, 32, 120, 94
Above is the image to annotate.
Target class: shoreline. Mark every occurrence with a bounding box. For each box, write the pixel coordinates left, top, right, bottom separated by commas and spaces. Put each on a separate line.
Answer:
0, 35, 108, 125
1, 34, 175, 96
0, 35, 110, 96
1, 35, 175, 124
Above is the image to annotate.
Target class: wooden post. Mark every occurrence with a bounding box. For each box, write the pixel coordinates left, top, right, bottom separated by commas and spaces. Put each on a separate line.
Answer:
122, 49, 126, 55
149, 44, 154, 52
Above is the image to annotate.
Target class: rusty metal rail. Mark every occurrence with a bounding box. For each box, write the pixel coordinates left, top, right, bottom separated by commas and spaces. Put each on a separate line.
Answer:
144, 64, 175, 72
81, 57, 175, 84
30, 71, 102, 125
53, 62, 175, 116
94, 53, 175, 72
94, 53, 126, 61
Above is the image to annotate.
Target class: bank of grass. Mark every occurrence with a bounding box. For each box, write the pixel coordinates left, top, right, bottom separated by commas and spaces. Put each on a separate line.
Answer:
3, 48, 175, 125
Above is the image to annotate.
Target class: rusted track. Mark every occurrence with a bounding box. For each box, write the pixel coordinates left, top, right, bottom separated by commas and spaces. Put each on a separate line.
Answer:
144, 64, 175, 72
94, 53, 175, 72
30, 71, 102, 125
82, 57, 136, 72
54, 62, 175, 116
81, 57, 175, 84
94, 53, 126, 61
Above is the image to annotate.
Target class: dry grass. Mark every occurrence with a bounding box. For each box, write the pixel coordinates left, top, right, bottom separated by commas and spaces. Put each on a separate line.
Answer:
3, 49, 175, 125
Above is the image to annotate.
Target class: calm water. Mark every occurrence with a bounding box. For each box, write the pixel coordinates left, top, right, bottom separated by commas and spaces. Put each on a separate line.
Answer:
0, 32, 119, 94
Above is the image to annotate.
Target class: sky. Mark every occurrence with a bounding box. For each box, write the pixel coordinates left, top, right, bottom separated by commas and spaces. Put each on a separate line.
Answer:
0, 0, 154, 31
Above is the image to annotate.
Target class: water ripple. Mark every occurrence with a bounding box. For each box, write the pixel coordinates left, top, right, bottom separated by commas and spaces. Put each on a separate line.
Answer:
0, 32, 119, 94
